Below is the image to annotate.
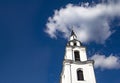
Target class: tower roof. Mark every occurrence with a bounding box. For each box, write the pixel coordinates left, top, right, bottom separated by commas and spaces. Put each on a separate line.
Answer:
68, 30, 82, 47
71, 30, 77, 37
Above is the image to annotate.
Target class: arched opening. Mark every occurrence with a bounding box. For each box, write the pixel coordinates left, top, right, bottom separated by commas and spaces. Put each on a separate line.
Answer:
74, 42, 77, 46
74, 51, 80, 61
77, 69, 84, 81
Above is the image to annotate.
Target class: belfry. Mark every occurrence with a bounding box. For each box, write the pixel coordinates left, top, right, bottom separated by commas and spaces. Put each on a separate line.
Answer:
60, 30, 96, 83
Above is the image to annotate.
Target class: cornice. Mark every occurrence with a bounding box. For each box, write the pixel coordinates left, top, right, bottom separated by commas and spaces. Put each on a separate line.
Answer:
63, 59, 94, 65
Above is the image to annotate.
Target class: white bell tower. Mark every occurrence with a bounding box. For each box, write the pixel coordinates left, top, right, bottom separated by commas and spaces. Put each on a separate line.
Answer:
60, 30, 96, 83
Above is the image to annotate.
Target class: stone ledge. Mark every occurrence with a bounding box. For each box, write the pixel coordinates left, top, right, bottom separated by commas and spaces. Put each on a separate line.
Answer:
63, 59, 94, 65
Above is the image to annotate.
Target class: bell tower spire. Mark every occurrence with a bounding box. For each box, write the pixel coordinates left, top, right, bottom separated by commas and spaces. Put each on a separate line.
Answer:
70, 30, 77, 40
60, 30, 96, 83
67, 30, 81, 47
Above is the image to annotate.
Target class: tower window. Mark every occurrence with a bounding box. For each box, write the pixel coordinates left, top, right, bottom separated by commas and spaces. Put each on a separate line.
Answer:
77, 69, 84, 81
74, 42, 77, 46
74, 51, 80, 61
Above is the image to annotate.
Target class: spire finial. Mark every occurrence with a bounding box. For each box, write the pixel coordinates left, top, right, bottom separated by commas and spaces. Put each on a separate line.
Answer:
70, 26, 77, 37
71, 30, 74, 36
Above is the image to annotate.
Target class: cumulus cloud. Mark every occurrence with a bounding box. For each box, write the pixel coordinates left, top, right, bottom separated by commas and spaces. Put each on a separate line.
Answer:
90, 54, 120, 69
45, 1, 120, 43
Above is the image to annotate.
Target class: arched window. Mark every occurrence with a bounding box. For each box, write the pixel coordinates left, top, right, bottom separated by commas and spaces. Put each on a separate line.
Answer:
77, 69, 84, 81
74, 51, 80, 61
74, 42, 77, 46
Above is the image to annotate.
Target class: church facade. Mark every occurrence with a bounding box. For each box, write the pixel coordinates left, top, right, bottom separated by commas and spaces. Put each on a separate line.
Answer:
60, 30, 96, 83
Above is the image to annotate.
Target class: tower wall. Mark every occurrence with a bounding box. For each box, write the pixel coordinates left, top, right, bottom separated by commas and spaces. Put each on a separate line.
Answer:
61, 61, 96, 83
70, 63, 96, 83
65, 46, 87, 61
60, 30, 96, 83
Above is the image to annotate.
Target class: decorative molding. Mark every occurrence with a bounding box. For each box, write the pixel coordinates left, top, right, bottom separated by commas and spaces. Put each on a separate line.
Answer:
63, 59, 94, 65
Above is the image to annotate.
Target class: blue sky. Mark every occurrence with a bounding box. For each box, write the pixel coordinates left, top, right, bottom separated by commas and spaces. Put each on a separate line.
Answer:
0, 0, 120, 83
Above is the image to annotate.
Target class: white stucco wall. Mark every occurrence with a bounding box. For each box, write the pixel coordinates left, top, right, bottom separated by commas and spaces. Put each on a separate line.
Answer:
61, 62, 96, 83
64, 47, 73, 60
65, 46, 87, 61
70, 63, 96, 83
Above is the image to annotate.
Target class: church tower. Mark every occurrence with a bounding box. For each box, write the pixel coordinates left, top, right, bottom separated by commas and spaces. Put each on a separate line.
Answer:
60, 30, 96, 83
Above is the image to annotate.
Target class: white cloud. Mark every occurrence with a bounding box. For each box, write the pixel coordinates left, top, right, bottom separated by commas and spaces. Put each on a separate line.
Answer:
45, 1, 120, 43
90, 54, 120, 69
